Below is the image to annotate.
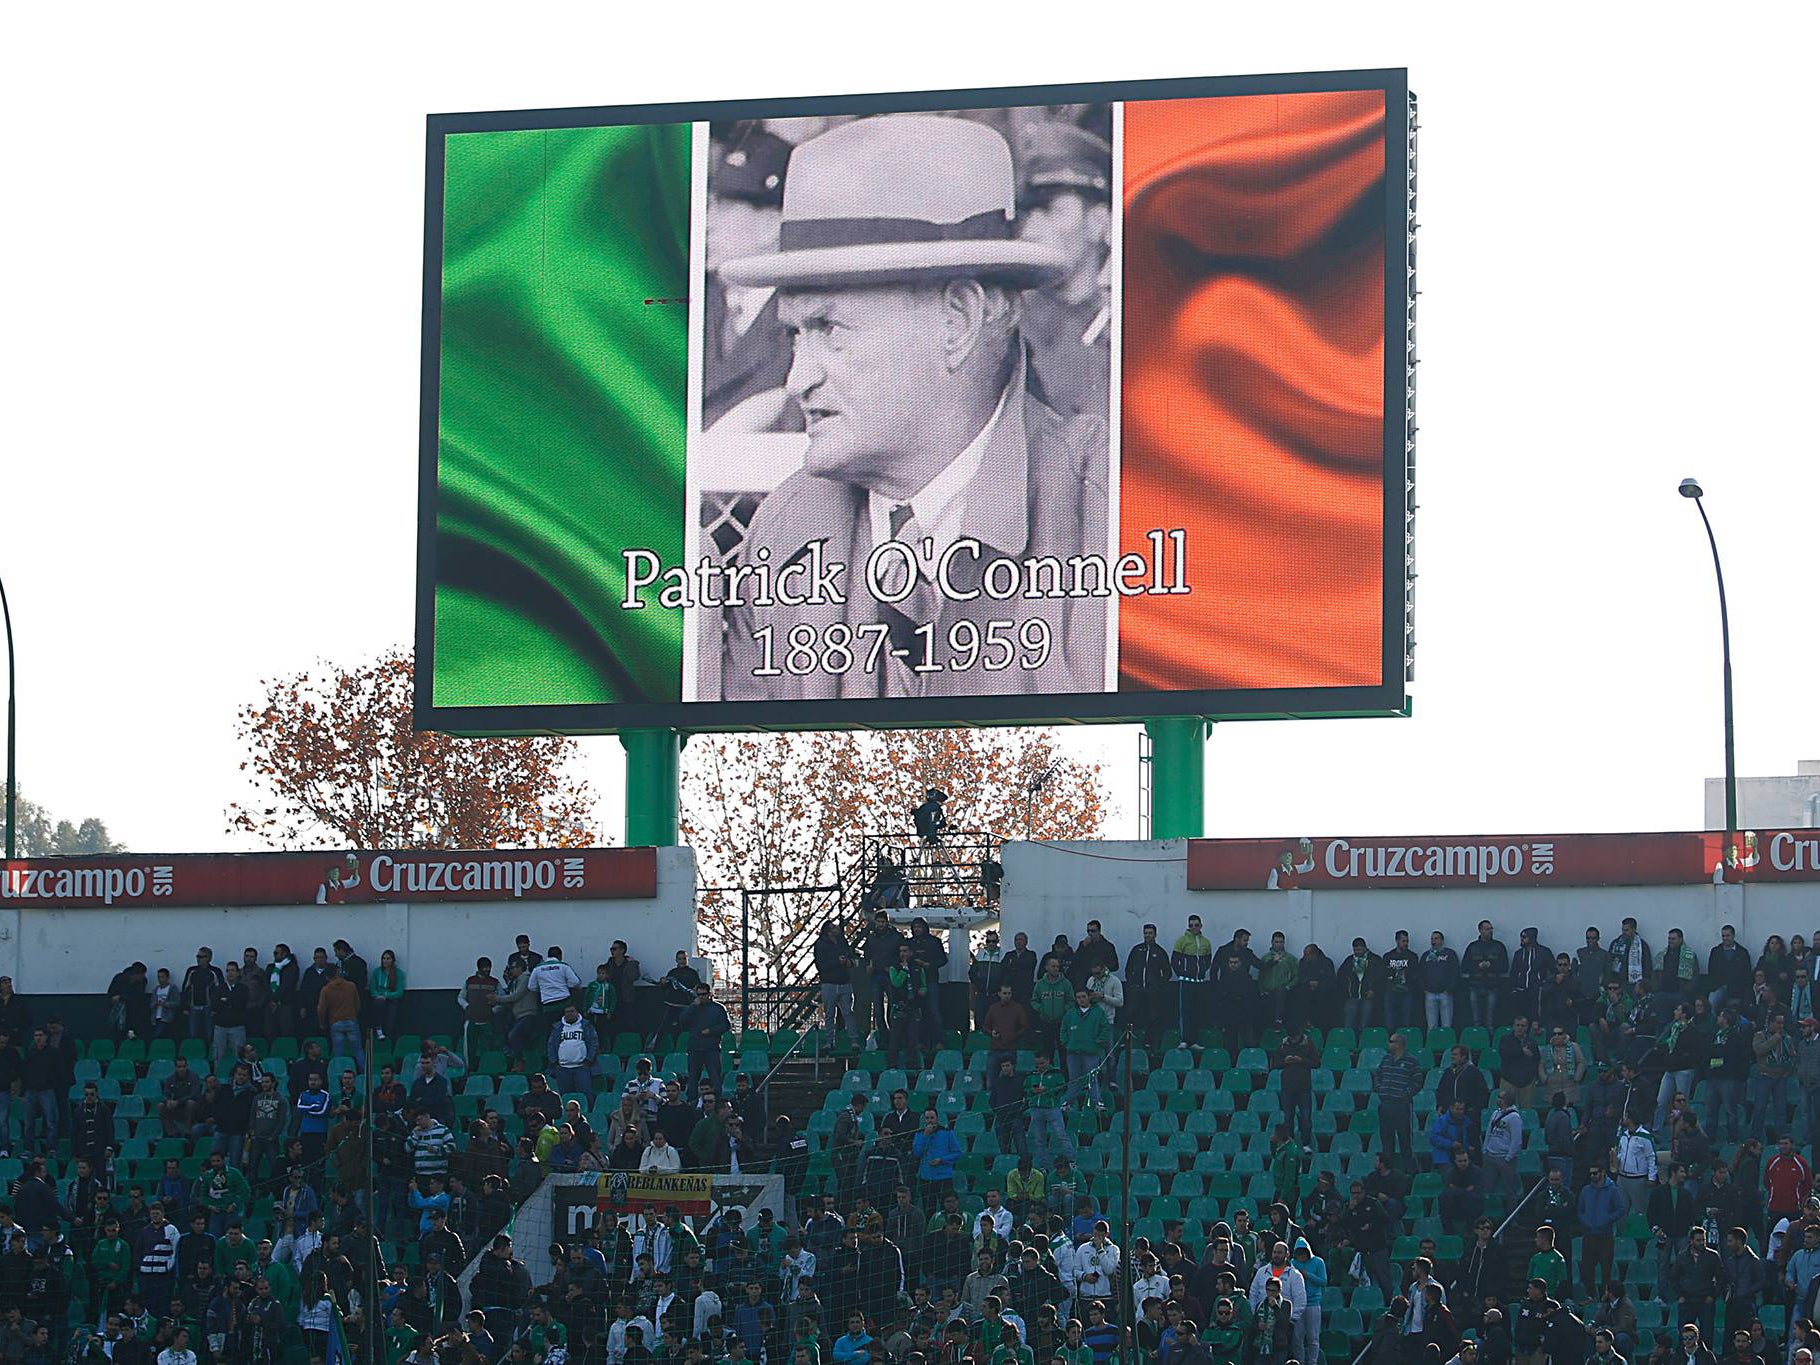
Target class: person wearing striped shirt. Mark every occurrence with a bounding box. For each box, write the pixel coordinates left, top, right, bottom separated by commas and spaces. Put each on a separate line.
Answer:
1373, 1033, 1426, 1170
405, 1109, 456, 1179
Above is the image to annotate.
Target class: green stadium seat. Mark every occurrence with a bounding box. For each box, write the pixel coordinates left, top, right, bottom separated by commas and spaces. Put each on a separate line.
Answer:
1165, 1092, 1197, 1115
1160, 1047, 1195, 1073
1201, 1049, 1233, 1072
1182, 1070, 1216, 1095
1427, 1028, 1457, 1052
1236, 1048, 1270, 1072
1220, 1070, 1253, 1093
1185, 1111, 1222, 1138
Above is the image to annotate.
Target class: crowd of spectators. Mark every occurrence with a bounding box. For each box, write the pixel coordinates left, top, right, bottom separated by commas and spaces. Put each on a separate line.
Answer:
11, 911, 1820, 1365
786, 915, 1820, 1365
0, 931, 735, 1365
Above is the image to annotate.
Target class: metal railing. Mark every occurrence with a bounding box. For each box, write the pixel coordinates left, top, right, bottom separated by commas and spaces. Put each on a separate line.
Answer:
700, 830, 1001, 1035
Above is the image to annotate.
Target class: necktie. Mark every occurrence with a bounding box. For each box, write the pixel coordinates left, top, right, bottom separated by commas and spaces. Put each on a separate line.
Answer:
881, 504, 924, 676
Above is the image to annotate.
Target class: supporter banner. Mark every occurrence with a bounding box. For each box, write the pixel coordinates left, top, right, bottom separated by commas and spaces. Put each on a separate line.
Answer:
590, 1170, 715, 1217
0, 847, 657, 910
1187, 829, 1820, 892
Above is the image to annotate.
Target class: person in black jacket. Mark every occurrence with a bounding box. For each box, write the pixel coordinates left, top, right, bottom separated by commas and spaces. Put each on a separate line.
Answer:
1668, 1227, 1729, 1348
1069, 920, 1119, 992
1512, 1280, 1556, 1365
1274, 1027, 1321, 1148
1290, 944, 1336, 1034
1509, 928, 1554, 1029
907, 920, 950, 1048
295, 948, 332, 1037
179, 949, 226, 1046
1438, 1046, 1492, 1117
1124, 926, 1173, 1050
263, 946, 300, 1041
1674, 1323, 1721, 1365
105, 963, 150, 1042
813, 923, 859, 1048
1462, 921, 1510, 1030
1451, 1218, 1505, 1331
0, 1029, 21, 1160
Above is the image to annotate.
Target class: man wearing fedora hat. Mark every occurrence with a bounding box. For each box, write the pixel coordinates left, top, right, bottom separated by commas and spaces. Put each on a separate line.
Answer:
716, 113, 1111, 701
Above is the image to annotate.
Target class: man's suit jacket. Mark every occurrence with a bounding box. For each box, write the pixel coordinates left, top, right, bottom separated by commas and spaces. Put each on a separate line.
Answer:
722, 357, 1109, 700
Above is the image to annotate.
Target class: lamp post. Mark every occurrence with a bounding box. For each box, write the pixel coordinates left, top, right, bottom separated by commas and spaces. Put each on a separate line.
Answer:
1678, 478, 1737, 840
1, 572, 13, 860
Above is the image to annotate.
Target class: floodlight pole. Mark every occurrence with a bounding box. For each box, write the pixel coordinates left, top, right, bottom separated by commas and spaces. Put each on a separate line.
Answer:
620, 728, 681, 847
1, 572, 14, 861
1144, 716, 1207, 839
1679, 480, 1737, 840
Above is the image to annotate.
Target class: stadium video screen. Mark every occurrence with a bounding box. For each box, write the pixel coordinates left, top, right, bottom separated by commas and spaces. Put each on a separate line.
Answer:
417, 71, 1413, 733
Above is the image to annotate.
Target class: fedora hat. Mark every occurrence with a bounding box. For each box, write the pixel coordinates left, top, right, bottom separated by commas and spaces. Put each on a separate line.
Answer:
720, 115, 1065, 290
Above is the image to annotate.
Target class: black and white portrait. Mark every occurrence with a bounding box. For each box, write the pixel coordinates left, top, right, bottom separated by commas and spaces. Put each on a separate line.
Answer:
687, 106, 1118, 703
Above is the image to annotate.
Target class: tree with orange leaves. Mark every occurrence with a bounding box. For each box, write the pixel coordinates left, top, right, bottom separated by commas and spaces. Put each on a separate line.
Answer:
682, 727, 1106, 977
227, 648, 596, 849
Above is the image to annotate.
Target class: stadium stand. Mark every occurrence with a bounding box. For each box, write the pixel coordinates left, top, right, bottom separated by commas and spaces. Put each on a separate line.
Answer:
1, 866, 1816, 1365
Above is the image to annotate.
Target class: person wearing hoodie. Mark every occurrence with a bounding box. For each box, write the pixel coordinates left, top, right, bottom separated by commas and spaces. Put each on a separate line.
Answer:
1508, 928, 1553, 1028
1290, 943, 1336, 1035
1576, 1164, 1626, 1296
1290, 1237, 1326, 1365
1429, 1102, 1476, 1170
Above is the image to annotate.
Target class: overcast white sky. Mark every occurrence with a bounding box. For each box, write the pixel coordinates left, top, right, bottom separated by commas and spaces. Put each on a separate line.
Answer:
4, 5, 1815, 853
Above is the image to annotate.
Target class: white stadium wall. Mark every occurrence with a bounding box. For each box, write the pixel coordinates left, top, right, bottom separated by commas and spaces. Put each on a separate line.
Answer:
1000, 839, 1820, 960
0, 846, 697, 994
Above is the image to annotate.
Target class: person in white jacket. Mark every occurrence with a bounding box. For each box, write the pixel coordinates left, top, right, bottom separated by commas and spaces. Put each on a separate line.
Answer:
1130, 1250, 1170, 1312
1073, 1223, 1122, 1301
641, 1129, 683, 1173
1086, 965, 1123, 1027
528, 948, 583, 1011
1248, 1241, 1308, 1321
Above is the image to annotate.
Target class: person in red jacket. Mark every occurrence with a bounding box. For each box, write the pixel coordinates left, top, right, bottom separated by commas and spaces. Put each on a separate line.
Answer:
1764, 1133, 1813, 1220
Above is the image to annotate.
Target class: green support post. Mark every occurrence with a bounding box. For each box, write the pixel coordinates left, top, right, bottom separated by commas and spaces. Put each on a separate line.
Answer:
619, 728, 681, 847
1145, 716, 1207, 840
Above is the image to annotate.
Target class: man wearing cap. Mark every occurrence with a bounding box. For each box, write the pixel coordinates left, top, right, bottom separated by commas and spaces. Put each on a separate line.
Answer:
719, 114, 1110, 701
705, 123, 795, 426
1016, 119, 1112, 421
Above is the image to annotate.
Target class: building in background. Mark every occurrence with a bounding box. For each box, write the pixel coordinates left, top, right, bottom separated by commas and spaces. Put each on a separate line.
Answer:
1706, 758, 1820, 829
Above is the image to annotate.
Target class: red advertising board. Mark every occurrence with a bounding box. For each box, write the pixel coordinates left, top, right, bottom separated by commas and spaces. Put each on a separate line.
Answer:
1188, 829, 1820, 892
0, 848, 657, 910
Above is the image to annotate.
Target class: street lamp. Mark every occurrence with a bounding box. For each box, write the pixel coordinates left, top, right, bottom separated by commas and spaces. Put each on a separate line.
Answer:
1, 572, 13, 860
1678, 477, 1737, 841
